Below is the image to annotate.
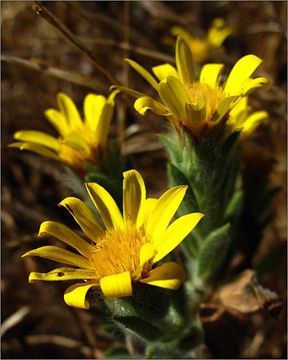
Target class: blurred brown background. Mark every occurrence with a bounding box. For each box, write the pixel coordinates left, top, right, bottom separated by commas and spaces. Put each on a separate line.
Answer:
1, 2, 287, 358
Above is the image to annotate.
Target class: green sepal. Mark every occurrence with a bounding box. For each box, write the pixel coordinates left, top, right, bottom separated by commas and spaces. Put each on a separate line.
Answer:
104, 284, 189, 343
106, 284, 170, 319
197, 223, 231, 283
221, 129, 241, 155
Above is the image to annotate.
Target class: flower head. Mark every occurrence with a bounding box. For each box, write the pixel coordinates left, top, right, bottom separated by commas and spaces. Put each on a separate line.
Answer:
171, 18, 233, 63
9, 92, 117, 174
22, 169, 203, 309
227, 97, 269, 140
114, 37, 270, 138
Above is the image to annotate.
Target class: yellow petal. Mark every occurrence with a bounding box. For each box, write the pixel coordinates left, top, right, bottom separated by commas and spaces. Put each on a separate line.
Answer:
125, 59, 158, 90
185, 102, 206, 130
22, 246, 92, 269
199, 64, 224, 88
8, 142, 59, 161
39, 221, 95, 257
229, 97, 248, 117
134, 96, 169, 116
14, 130, 60, 151
133, 242, 157, 280
158, 76, 190, 118
171, 26, 193, 46
241, 111, 269, 136
175, 37, 195, 86
242, 77, 271, 95
108, 90, 120, 102
123, 169, 146, 225
57, 92, 82, 129
140, 262, 185, 290
64, 283, 96, 309
44, 109, 69, 136
146, 185, 188, 239
207, 18, 233, 48
61, 132, 90, 155
213, 95, 238, 123
29, 267, 97, 282
225, 55, 263, 95
58, 197, 104, 242
152, 64, 179, 81
142, 198, 158, 226
139, 243, 157, 268
153, 213, 204, 263
100, 271, 132, 298
84, 94, 106, 132
110, 85, 145, 99
85, 182, 124, 230
93, 101, 114, 147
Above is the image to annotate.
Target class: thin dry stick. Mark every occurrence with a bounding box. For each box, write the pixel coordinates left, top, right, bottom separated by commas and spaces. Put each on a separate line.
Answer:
77, 37, 175, 63
25, 335, 93, 358
71, 308, 103, 359
117, 2, 130, 148
1, 55, 107, 91
32, 1, 116, 85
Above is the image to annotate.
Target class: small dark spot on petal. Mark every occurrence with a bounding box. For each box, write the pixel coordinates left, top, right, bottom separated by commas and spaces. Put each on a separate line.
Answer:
57, 272, 65, 277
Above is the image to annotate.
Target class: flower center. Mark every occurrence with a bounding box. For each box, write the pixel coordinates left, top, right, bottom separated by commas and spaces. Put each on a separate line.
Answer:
89, 223, 149, 279
187, 82, 224, 122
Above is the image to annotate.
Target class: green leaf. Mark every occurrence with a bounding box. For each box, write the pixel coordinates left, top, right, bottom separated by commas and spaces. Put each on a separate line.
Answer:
224, 189, 243, 223
198, 223, 231, 283
114, 316, 164, 342
167, 163, 199, 213
104, 347, 131, 359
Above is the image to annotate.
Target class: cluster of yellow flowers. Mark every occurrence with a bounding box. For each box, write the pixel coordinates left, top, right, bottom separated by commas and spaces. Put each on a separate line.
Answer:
10, 23, 270, 309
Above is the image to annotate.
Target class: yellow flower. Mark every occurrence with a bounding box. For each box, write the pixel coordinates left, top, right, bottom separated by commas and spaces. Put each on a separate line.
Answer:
9, 92, 117, 174
171, 18, 233, 63
227, 97, 269, 139
114, 37, 270, 138
22, 169, 204, 309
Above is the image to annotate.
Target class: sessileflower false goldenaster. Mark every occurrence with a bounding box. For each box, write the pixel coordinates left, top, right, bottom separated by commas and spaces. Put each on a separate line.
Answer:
171, 18, 233, 63
22, 169, 204, 309
9, 91, 117, 175
113, 37, 270, 138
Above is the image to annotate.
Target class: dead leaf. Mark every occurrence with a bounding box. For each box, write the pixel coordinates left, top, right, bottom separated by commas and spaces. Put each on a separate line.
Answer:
214, 269, 282, 315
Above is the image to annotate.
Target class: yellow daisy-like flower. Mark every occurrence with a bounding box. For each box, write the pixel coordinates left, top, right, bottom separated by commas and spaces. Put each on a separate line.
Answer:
227, 97, 269, 140
22, 169, 204, 309
114, 37, 270, 138
9, 91, 117, 175
171, 18, 233, 63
